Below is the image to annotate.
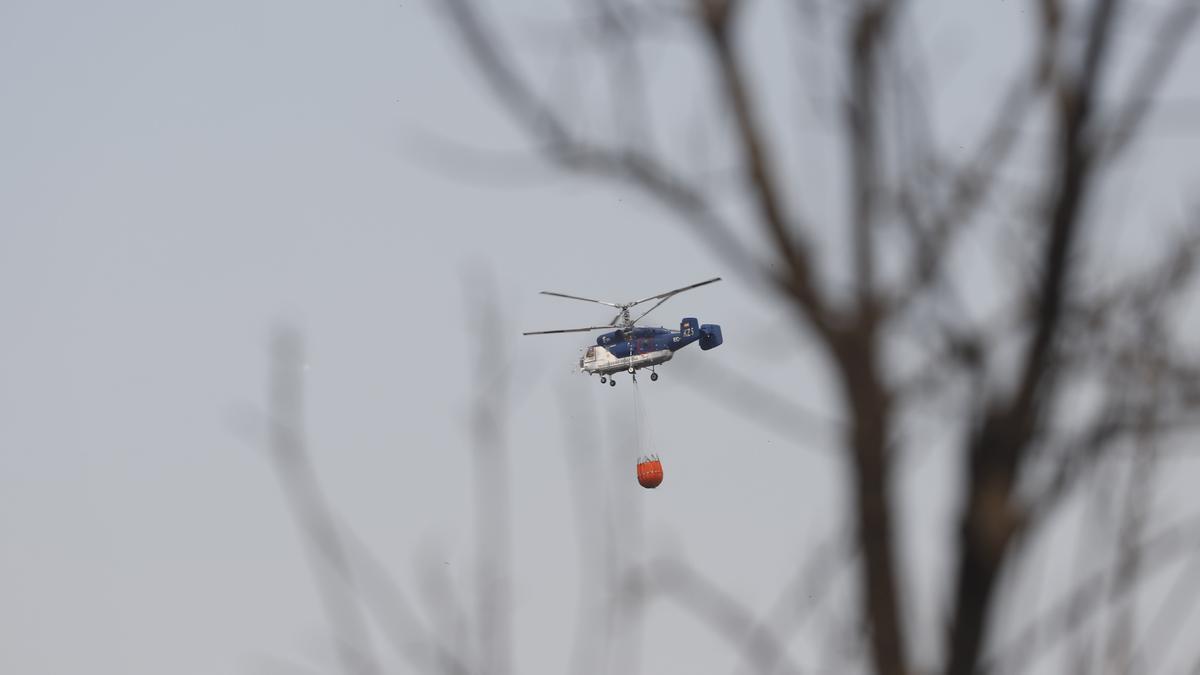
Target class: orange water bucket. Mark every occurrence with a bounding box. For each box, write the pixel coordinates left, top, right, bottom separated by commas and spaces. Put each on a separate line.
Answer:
637, 455, 664, 489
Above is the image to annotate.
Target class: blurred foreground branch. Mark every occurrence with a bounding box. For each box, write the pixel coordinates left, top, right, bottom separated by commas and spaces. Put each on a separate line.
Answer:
436, 0, 1200, 673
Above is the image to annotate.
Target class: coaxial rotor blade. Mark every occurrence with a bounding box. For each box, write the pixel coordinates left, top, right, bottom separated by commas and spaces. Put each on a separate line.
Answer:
539, 291, 622, 308
629, 296, 673, 325
628, 277, 722, 306
523, 325, 615, 335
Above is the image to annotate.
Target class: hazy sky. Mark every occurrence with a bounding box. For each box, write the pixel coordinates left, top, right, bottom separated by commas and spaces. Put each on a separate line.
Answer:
2, 1, 1198, 674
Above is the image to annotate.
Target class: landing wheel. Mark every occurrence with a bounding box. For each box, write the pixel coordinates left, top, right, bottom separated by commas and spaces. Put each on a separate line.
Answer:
600, 376, 607, 384
650, 372, 659, 382
609, 378, 617, 387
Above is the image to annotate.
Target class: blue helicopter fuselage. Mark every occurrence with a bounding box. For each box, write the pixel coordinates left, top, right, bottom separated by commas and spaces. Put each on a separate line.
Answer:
579, 317, 723, 376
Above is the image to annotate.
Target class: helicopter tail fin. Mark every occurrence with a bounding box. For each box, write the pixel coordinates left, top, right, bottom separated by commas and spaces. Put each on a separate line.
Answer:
672, 317, 702, 350
699, 324, 723, 350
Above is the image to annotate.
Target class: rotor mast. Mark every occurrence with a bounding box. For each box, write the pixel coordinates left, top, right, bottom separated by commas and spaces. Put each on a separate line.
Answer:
616, 305, 633, 331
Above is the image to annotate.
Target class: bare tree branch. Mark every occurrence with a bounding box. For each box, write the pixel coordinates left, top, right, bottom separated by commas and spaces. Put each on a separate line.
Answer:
888, 0, 1065, 317
674, 357, 844, 451
987, 511, 1200, 675
640, 557, 807, 675
844, 1, 894, 319
429, 3, 1200, 675
266, 328, 383, 675
1129, 554, 1200, 673
438, 0, 774, 292
697, 0, 834, 335
946, 1, 1126, 673
341, 527, 471, 675
1101, 391, 1161, 674
831, 4, 910, 673
1102, 0, 1200, 160
734, 536, 856, 675
890, 77, 1040, 316
466, 277, 514, 675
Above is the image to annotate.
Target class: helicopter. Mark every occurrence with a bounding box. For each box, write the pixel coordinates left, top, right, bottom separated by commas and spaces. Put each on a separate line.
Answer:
523, 277, 724, 386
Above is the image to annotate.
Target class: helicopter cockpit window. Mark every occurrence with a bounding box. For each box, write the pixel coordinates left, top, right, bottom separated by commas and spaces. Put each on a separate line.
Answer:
585, 346, 596, 358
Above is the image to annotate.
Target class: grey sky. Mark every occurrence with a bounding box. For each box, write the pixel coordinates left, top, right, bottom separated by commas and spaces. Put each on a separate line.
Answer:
2, 0, 1199, 673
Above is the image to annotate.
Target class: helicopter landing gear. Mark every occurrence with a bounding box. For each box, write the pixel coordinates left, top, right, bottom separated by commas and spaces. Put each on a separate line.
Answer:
650, 371, 659, 382
609, 378, 617, 387
600, 376, 607, 384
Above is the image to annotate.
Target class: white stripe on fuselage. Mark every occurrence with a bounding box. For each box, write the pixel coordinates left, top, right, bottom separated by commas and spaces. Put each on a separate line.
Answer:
580, 348, 673, 375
